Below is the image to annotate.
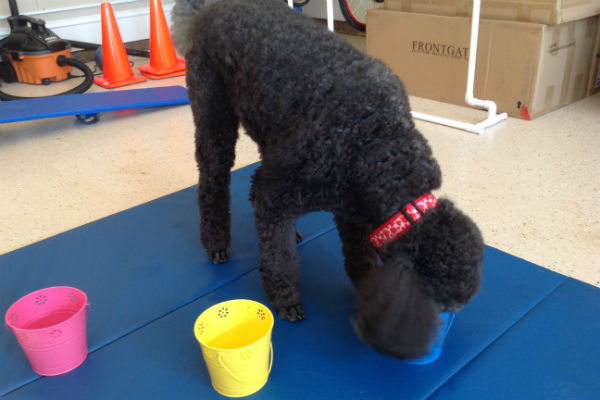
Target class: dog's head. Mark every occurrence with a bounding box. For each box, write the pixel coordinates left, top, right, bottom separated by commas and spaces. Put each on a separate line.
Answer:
352, 199, 484, 359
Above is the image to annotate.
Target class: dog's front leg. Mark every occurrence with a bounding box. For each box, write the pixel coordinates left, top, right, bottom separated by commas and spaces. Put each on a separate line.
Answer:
255, 215, 304, 322
335, 216, 379, 287
251, 172, 304, 321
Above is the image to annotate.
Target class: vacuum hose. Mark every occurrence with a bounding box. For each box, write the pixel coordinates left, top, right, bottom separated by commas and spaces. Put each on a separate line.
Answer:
0, 55, 94, 101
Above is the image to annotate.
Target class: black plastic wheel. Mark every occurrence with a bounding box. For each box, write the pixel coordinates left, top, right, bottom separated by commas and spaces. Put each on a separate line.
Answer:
338, 0, 384, 31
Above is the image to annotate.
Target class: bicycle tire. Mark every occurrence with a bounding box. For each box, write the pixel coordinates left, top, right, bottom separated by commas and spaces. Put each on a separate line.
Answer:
338, 0, 384, 31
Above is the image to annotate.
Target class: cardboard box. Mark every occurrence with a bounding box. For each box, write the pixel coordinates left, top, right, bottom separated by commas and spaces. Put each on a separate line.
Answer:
366, 9, 599, 119
588, 18, 600, 95
385, 0, 600, 25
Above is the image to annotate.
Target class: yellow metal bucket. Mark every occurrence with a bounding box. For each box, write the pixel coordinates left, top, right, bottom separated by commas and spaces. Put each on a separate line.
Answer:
194, 299, 274, 397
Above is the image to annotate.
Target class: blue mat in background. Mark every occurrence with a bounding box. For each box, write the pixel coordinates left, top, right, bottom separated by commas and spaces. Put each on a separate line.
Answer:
0, 86, 189, 124
2, 162, 599, 398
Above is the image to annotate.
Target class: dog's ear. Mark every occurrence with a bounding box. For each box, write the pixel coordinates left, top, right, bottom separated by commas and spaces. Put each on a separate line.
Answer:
410, 198, 484, 311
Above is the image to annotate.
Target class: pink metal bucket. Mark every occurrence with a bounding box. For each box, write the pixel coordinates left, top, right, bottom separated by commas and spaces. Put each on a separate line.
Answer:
4, 286, 90, 376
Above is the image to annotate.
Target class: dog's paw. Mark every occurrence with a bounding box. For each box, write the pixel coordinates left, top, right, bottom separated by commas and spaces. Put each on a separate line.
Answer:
277, 304, 305, 322
209, 249, 228, 264
295, 229, 303, 243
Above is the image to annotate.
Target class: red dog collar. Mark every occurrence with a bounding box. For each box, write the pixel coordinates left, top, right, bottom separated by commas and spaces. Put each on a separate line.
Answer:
369, 193, 438, 248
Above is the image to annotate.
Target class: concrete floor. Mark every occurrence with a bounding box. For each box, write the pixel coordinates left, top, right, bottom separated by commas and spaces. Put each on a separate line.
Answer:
1, 35, 598, 287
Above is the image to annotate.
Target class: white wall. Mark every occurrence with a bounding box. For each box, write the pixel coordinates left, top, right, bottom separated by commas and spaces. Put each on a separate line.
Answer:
0, 0, 344, 44
0, 0, 175, 44
301, 0, 344, 21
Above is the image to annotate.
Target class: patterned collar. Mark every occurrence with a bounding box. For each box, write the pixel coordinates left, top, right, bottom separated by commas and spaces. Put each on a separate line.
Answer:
368, 193, 438, 248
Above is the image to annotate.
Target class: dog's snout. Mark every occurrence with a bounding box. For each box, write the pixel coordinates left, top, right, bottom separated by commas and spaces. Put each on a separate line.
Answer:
352, 314, 432, 360
352, 314, 403, 359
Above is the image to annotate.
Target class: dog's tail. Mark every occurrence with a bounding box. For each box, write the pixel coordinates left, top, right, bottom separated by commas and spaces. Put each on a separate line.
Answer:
170, 0, 220, 55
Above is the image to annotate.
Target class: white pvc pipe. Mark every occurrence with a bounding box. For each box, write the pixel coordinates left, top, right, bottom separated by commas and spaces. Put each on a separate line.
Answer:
411, 112, 483, 135
411, 110, 508, 135
293, 0, 333, 32
410, 0, 507, 134
464, 0, 498, 117
319, 1, 504, 134
326, 0, 334, 32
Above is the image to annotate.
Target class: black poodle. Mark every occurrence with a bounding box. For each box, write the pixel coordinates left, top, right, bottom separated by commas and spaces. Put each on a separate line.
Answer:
172, 0, 484, 359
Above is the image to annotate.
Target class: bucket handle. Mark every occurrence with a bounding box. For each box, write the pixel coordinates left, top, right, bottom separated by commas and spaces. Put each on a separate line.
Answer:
217, 343, 273, 384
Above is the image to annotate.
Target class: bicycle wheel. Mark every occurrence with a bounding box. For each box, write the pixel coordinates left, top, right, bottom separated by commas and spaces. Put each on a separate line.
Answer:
338, 0, 384, 31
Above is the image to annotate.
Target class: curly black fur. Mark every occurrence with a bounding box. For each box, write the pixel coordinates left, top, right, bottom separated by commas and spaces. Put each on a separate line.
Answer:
174, 0, 484, 358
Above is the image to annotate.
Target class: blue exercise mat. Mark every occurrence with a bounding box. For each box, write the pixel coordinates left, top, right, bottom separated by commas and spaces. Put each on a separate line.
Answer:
4, 237, 595, 399
0, 86, 189, 124
0, 163, 335, 396
2, 162, 599, 398
430, 278, 600, 399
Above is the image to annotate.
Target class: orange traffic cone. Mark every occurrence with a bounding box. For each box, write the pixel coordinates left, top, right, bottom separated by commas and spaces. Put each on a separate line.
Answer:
94, 2, 147, 88
138, 0, 186, 79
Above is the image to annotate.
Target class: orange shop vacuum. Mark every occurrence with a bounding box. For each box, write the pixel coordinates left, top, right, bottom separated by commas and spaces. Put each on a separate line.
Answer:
0, 0, 93, 101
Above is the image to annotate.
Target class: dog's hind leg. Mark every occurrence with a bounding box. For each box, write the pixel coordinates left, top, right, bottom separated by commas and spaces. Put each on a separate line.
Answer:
251, 168, 304, 322
335, 216, 379, 287
187, 65, 239, 264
